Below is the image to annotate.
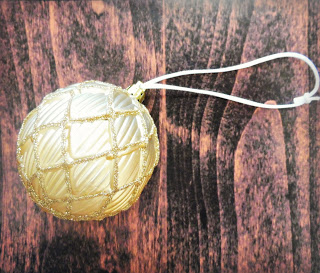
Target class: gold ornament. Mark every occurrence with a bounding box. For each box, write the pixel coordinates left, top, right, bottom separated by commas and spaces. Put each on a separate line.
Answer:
16, 80, 159, 221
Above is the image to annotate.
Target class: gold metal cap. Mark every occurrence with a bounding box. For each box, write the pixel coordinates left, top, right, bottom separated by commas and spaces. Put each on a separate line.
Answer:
126, 81, 146, 103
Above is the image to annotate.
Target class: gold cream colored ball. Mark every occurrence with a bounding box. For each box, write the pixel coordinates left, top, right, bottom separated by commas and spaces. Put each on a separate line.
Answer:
16, 80, 159, 221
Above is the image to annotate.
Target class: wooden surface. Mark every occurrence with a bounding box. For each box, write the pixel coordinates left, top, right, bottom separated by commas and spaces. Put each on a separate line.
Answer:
0, 0, 319, 272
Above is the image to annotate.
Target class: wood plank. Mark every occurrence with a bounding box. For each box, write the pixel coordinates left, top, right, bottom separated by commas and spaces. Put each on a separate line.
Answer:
0, 0, 319, 272
308, 0, 320, 272
234, 101, 293, 272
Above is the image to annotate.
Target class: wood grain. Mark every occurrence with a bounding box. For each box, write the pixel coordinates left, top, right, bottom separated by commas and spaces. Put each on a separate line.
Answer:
0, 0, 319, 272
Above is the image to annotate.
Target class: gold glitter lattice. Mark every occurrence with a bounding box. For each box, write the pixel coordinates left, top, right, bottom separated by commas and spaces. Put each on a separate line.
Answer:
16, 80, 160, 221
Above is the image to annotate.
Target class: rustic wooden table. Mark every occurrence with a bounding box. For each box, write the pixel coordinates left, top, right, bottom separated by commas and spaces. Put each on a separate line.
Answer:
0, 1, 319, 272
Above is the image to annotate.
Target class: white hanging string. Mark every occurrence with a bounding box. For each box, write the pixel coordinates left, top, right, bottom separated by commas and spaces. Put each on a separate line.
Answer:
139, 52, 320, 109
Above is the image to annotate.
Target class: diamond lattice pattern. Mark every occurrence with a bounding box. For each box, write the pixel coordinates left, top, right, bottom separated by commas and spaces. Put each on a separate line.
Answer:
17, 81, 159, 221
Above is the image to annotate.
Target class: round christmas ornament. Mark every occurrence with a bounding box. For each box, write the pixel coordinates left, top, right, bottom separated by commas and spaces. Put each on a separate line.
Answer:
17, 52, 319, 221
17, 80, 159, 221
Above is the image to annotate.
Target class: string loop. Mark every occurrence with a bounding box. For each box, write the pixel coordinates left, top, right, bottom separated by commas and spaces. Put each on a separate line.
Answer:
137, 52, 320, 109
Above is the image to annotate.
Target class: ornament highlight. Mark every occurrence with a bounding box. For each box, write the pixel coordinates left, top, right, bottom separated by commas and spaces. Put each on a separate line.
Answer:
17, 80, 159, 221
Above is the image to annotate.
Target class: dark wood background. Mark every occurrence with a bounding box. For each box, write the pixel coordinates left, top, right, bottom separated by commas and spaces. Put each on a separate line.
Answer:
0, 0, 319, 272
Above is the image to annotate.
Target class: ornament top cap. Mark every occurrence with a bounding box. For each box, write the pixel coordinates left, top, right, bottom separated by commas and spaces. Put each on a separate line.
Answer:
126, 81, 146, 103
